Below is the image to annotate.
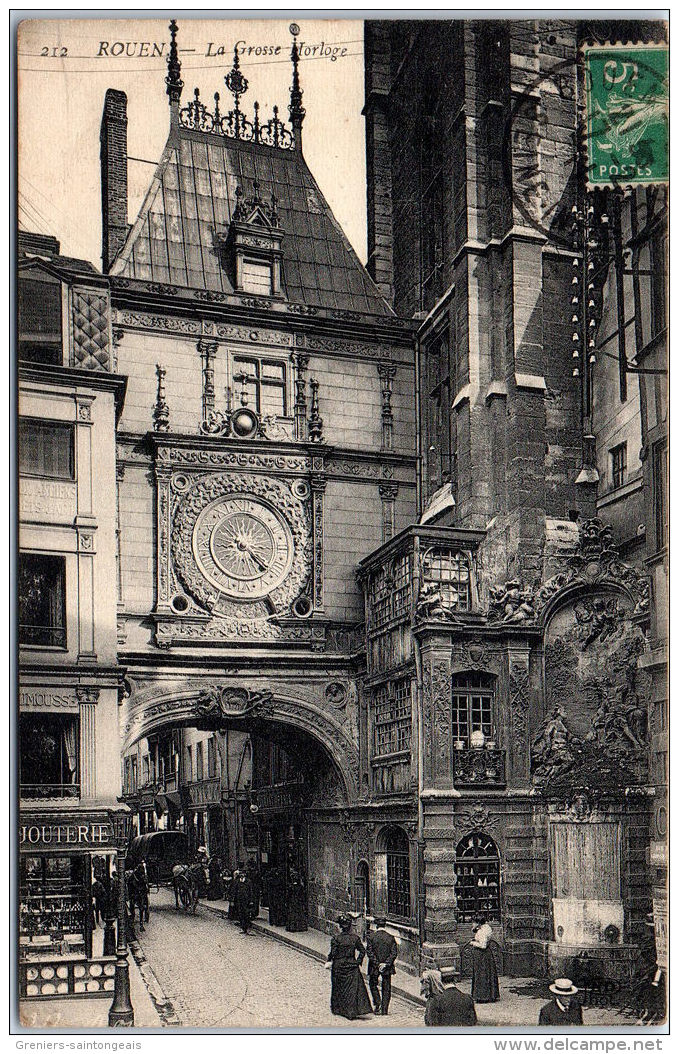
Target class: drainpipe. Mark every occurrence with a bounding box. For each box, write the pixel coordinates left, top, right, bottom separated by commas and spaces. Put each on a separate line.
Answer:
413, 601, 426, 951
415, 332, 423, 519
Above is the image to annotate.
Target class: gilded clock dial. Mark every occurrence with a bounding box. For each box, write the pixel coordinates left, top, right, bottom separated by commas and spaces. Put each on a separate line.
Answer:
193, 495, 293, 600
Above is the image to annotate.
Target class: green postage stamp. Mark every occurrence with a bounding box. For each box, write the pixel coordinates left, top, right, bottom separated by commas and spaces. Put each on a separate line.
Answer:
584, 43, 668, 187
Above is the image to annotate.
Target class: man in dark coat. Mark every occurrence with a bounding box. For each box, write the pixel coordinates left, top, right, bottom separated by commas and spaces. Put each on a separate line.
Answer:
233, 872, 255, 934
366, 917, 398, 1015
423, 967, 477, 1027
538, 978, 584, 1026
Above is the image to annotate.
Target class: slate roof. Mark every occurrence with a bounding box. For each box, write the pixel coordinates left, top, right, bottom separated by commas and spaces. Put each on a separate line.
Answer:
111, 128, 393, 317
18, 230, 99, 278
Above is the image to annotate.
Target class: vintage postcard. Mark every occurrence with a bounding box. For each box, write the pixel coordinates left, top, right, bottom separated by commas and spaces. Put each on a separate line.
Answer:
15, 13, 668, 1034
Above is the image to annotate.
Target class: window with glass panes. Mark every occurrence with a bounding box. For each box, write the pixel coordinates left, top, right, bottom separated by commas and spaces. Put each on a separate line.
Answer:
422, 548, 471, 610
368, 565, 392, 630
18, 552, 66, 648
233, 356, 287, 417
18, 275, 63, 364
368, 554, 412, 630
241, 259, 273, 295
454, 831, 501, 922
391, 553, 412, 620
451, 672, 494, 747
374, 679, 411, 756
19, 419, 74, 480
385, 826, 411, 918
610, 442, 627, 489
207, 736, 217, 778
196, 741, 204, 781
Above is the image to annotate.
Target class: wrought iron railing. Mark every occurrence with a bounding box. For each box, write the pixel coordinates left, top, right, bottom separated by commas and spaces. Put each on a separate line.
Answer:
453, 748, 506, 787
21, 783, 80, 799
179, 88, 294, 150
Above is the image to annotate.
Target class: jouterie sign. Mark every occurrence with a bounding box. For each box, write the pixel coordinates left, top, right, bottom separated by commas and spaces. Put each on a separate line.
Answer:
19, 820, 115, 850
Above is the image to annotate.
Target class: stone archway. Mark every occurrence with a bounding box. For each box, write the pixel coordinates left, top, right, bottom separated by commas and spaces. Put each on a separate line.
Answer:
120, 679, 360, 803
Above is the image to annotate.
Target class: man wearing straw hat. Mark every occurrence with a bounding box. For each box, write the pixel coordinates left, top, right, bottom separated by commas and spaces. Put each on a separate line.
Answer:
538, 978, 584, 1025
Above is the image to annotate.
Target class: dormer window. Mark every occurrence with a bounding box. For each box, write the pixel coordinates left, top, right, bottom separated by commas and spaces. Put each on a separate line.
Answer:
220, 181, 284, 298
241, 259, 273, 295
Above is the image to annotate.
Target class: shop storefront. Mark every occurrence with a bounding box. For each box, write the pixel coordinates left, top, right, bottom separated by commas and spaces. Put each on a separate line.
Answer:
19, 809, 119, 1000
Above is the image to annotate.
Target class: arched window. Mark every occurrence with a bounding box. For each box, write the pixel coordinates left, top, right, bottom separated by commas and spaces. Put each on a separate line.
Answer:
451, 672, 495, 747
454, 831, 501, 922
384, 826, 411, 919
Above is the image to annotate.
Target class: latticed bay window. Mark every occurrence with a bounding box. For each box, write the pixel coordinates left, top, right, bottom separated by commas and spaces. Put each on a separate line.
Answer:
374, 679, 411, 756
368, 553, 412, 630
454, 832, 501, 922
451, 672, 494, 747
385, 826, 411, 918
422, 548, 471, 610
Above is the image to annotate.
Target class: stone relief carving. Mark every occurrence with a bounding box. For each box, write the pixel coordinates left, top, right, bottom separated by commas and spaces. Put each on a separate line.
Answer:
455, 805, 499, 835
509, 662, 531, 766
416, 581, 462, 623
170, 472, 312, 622
487, 518, 650, 623
532, 607, 650, 796
156, 447, 310, 473
488, 580, 537, 623
325, 682, 347, 708
531, 705, 580, 786
195, 685, 274, 722
432, 659, 451, 780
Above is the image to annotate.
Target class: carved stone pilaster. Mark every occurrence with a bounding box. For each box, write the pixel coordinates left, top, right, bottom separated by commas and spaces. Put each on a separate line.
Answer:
77, 688, 99, 799
310, 470, 326, 612
377, 361, 397, 451
308, 378, 324, 443
291, 352, 309, 441
153, 364, 170, 432
422, 650, 453, 788
378, 481, 399, 542
155, 464, 172, 610
508, 646, 531, 782
198, 340, 218, 423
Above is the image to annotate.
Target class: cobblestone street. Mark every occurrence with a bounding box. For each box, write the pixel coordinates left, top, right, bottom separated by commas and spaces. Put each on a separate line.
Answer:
134, 889, 423, 1028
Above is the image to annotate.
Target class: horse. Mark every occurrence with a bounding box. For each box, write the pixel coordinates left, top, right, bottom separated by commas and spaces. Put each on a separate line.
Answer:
172, 863, 200, 914
127, 862, 150, 931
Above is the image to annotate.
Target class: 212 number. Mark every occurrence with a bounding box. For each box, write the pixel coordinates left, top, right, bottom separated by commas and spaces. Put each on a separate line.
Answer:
40, 46, 68, 57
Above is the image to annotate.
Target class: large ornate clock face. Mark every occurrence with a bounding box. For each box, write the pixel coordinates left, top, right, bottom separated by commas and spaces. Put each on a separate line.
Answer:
193, 495, 293, 600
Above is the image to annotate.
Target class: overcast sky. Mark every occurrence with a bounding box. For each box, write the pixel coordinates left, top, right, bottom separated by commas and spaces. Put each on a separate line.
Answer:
18, 17, 368, 268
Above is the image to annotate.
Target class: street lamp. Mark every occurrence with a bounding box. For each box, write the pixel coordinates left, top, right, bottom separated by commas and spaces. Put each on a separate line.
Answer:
108, 807, 134, 1027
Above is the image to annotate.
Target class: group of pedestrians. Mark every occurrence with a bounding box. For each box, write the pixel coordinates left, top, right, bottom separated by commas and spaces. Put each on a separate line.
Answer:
262, 865, 308, 933
325, 912, 588, 1027
326, 915, 397, 1019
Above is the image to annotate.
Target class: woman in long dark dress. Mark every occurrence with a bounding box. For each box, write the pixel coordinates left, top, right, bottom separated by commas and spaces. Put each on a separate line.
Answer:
470, 914, 500, 1002
326, 915, 373, 1020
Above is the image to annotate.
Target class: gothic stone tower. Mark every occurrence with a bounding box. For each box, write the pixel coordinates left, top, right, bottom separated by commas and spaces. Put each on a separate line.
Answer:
363, 19, 654, 980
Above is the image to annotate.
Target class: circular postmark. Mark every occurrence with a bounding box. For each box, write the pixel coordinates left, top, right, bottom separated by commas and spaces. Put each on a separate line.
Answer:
502, 45, 667, 247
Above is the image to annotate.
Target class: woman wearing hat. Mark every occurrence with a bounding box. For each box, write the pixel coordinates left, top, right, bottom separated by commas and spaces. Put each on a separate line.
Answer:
538, 978, 583, 1025
325, 914, 373, 1020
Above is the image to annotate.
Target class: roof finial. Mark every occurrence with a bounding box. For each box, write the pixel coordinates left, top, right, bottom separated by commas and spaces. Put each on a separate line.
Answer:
288, 23, 305, 152
166, 19, 184, 121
